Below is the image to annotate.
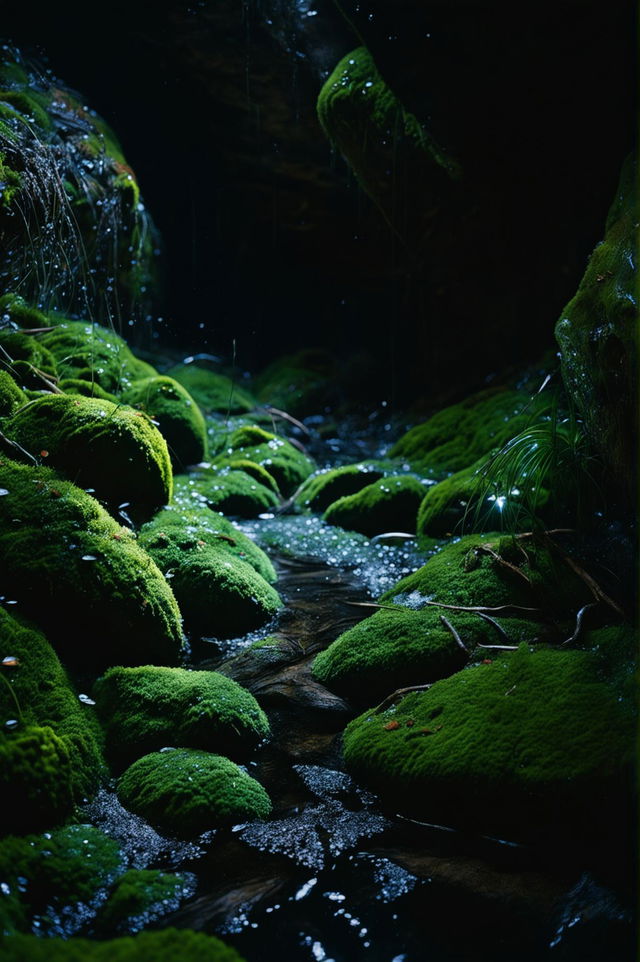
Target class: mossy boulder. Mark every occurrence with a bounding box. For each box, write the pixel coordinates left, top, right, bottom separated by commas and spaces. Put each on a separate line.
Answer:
0, 824, 122, 935
5, 394, 172, 513
323, 475, 427, 537
166, 363, 256, 414
0, 459, 183, 668
138, 507, 281, 637
0, 725, 75, 836
96, 869, 194, 935
343, 645, 636, 840
122, 375, 207, 469
389, 388, 532, 478
295, 463, 385, 512
117, 749, 272, 836
0, 330, 58, 391
93, 665, 270, 768
0, 370, 26, 417
173, 467, 279, 519
253, 348, 337, 417
224, 458, 280, 495
555, 153, 637, 494
213, 425, 315, 496
0, 929, 246, 961
0, 609, 105, 808
38, 319, 156, 394
59, 378, 118, 403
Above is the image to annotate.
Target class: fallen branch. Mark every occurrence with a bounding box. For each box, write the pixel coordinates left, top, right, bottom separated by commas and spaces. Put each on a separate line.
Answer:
475, 611, 512, 642
476, 643, 519, 651
373, 683, 433, 714
475, 543, 532, 585
439, 614, 469, 654
561, 603, 599, 647
346, 600, 542, 615
262, 405, 311, 437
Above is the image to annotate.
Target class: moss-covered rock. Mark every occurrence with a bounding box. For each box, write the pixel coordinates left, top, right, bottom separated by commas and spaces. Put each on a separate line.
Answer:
0, 724, 74, 836
0, 370, 26, 417
555, 153, 637, 494
224, 458, 280, 495
38, 319, 156, 394
213, 425, 315, 496
296, 462, 385, 512
0, 609, 105, 806
0, 824, 122, 935
389, 388, 532, 478
343, 645, 636, 839
5, 394, 173, 513
93, 665, 269, 768
59, 378, 118, 403
117, 749, 272, 836
95, 869, 194, 935
122, 376, 207, 469
166, 363, 256, 414
173, 469, 279, 519
0, 459, 183, 668
0, 330, 58, 391
323, 475, 426, 537
140, 503, 277, 584
0, 930, 246, 962
252, 348, 337, 417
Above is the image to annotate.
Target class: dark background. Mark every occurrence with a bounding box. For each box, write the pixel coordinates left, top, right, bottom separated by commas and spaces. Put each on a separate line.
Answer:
1, 0, 636, 407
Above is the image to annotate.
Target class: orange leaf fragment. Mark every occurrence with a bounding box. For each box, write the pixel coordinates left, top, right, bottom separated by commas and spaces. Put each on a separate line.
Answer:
383, 720, 401, 731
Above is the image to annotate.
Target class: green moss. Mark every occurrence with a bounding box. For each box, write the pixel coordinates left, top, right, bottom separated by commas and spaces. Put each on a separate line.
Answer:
389, 388, 533, 478
0, 150, 21, 207
0, 89, 52, 132
212, 427, 314, 497
96, 869, 193, 934
140, 503, 277, 584
296, 463, 385, 512
117, 749, 272, 836
0, 824, 122, 935
555, 153, 637, 488
6, 394, 172, 513
38, 319, 156, 394
225, 458, 280, 494
173, 469, 279, 519
59, 378, 118, 403
0, 459, 183, 668
0, 330, 58, 390
0, 725, 74, 835
253, 349, 336, 417
0, 295, 47, 330
166, 364, 256, 414
0, 930, 246, 962
0, 609, 105, 803
0, 370, 26, 417
122, 376, 207, 469
343, 645, 636, 839
93, 665, 269, 769
138, 506, 281, 637
323, 475, 426, 537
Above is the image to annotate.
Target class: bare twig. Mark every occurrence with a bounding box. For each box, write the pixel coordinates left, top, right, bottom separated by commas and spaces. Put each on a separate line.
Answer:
475, 543, 532, 585
439, 614, 469, 654
475, 611, 511, 642
373, 683, 433, 714
346, 600, 542, 615
0, 429, 38, 465
561, 603, 599, 647
261, 405, 311, 437
476, 643, 519, 651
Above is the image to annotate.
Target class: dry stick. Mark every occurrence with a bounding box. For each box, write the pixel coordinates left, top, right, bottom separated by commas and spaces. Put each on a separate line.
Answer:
19, 327, 56, 335
0, 344, 62, 394
475, 543, 532, 585
262, 405, 311, 437
439, 614, 469, 654
561, 603, 599, 647
476, 644, 519, 651
475, 611, 512, 642
0, 429, 38, 465
374, 683, 433, 715
346, 600, 542, 615
545, 538, 625, 618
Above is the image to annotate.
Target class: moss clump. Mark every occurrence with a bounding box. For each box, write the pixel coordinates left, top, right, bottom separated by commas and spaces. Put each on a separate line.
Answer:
0, 370, 26, 417
224, 458, 280, 494
6, 394, 172, 513
343, 645, 636, 839
214, 425, 315, 496
0, 150, 22, 207
0, 725, 74, 835
0, 459, 183, 668
38, 319, 156, 394
0, 930, 246, 962
59, 378, 118, 403
296, 463, 385, 512
166, 363, 256, 414
96, 869, 193, 934
253, 349, 337, 417
555, 153, 637, 490
122, 376, 207, 469
389, 388, 533, 478
0, 609, 105, 805
173, 469, 279, 520
0, 824, 122, 935
117, 749, 272, 836
138, 508, 281, 637
323, 475, 426, 537
140, 503, 276, 584
0, 330, 58, 391
93, 665, 270, 768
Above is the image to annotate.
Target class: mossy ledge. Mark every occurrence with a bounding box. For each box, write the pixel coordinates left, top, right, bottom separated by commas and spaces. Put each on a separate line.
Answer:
0, 929, 247, 961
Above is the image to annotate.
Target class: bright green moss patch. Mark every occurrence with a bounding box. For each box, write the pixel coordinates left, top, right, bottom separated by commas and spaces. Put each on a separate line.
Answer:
214, 425, 315, 496
96, 869, 194, 935
59, 378, 118, 402
0, 609, 105, 803
0, 824, 122, 935
0, 459, 183, 668
166, 363, 256, 414
122, 375, 207, 469
0, 150, 22, 207
174, 469, 279, 519
93, 665, 270, 768
343, 645, 636, 839
296, 463, 385, 512
0, 370, 26, 416
117, 749, 272, 836
0, 929, 247, 962
323, 475, 426, 537
389, 388, 533, 478
0, 724, 74, 835
225, 458, 280, 494
6, 394, 173, 512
